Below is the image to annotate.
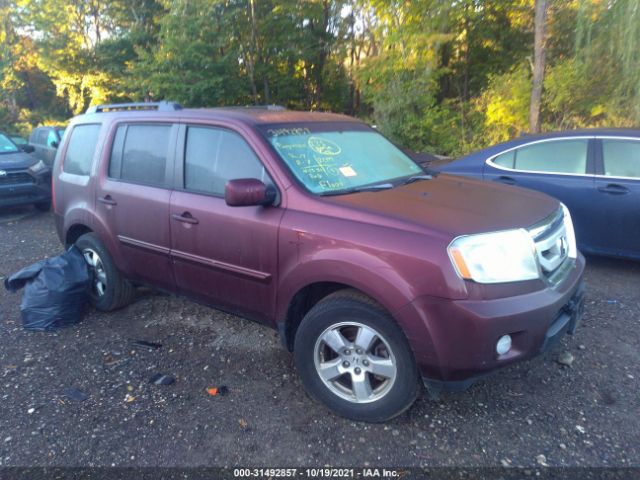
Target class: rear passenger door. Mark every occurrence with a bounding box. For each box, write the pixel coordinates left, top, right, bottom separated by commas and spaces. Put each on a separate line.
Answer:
592, 137, 640, 257
484, 137, 596, 249
169, 124, 283, 322
95, 122, 178, 291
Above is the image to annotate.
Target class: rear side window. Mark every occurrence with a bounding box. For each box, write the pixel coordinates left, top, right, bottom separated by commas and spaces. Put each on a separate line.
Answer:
184, 126, 271, 195
513, 139, 588, 174
602, 139, 640, 179
63, 124, 101, 176
492, 150, 515, 168
36, 129, 47, 145
47, 130, 58, 147
109, 124, 171, 186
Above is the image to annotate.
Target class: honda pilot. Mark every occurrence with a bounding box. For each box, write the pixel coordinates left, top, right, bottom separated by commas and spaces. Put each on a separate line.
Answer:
52, 102, 586, 422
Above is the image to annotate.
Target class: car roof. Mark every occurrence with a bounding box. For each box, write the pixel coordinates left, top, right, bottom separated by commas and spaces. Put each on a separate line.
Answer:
462, 128, 640, 159
76, 106, 362, 128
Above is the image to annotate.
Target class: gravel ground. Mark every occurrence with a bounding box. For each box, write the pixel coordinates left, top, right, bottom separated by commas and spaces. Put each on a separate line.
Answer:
0, 207, 638, 470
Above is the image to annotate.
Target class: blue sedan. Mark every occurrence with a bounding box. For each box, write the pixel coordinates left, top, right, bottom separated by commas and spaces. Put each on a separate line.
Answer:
438, 129, 640, 260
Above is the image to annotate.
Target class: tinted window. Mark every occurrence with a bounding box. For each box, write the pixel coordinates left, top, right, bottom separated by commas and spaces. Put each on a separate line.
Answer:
513, 139, 588, 174
109, 124, 171, 186
47, 129, 58, 147
492, 150, 515, 168
602, 139, 640, 179
185, 126, 271, 195
63, 124, 101, 175
36, 129, 48, 145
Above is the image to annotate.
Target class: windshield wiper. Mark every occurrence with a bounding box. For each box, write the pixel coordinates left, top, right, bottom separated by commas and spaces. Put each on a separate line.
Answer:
320, 183, 394, 196
401, 174, 433, 185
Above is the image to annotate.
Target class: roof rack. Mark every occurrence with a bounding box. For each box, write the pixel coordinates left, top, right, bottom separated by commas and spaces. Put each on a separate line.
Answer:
86, 101, 183, 114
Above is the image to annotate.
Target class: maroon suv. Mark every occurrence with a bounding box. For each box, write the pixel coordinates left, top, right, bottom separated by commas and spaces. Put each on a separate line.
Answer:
52, 102, 585, 422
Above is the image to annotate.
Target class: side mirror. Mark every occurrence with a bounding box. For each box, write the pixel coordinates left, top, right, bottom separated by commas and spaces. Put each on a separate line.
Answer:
21, 144, 35, 153
50, 141, 59, 149
225, 178, 276, 207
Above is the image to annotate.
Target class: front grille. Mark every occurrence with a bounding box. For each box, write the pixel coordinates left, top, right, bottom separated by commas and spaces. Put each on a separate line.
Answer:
0, 172, 35, 185
528, 208, 570, 280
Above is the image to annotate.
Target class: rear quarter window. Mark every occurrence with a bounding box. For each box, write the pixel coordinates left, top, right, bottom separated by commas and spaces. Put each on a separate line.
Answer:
63, 124, 101, 176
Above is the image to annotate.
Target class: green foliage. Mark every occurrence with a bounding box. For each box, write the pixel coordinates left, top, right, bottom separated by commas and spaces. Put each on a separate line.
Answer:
1, 0, 638, 154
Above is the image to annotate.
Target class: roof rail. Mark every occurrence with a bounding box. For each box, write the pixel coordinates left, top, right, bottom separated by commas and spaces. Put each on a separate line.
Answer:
86, 101, 183, 114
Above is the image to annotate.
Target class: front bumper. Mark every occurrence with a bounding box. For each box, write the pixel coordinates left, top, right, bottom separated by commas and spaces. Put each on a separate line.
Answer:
0, 169, 51, 207
396, 253, 586, 388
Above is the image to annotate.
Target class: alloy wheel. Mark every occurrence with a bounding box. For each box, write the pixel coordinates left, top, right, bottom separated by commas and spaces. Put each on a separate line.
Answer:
313, 321, 397, 404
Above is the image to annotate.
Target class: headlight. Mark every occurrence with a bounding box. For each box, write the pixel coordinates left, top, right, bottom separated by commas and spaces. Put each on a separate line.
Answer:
28, 160, 46, 174
560, 203, 577, 259
448, 229, 539, 284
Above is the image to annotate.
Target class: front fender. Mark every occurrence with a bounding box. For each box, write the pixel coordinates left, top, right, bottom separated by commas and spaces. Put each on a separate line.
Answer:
276, 250, 416, 323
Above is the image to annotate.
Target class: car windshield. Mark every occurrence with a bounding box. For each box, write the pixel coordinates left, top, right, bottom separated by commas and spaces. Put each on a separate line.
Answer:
260, 122, 423, 195
0, 133, 19, 154
10, 136, 27, 146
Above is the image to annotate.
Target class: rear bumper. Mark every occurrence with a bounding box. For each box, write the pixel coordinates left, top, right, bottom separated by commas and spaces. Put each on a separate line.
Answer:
0, 171, 51, 207
397, 254, 586, 386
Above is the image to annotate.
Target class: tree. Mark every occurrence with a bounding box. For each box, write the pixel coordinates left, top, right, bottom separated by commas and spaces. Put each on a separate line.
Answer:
529, 0, 548, 133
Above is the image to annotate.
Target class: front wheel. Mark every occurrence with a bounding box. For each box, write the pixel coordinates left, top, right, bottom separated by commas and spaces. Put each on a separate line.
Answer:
294, 290, 420, 422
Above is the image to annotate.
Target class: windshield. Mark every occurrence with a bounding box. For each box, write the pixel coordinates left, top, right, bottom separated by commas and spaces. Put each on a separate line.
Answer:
260, 122, 423, 195
0, 133, 19, 154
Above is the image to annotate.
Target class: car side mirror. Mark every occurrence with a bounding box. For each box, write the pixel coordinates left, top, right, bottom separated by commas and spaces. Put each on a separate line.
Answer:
21, 144, 35, 153
50, 141, 59, 149
225, 178, 276, 207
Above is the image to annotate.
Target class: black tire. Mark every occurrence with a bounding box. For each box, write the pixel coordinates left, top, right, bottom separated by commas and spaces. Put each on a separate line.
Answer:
34, 201, 51, 212
294, 289, 420, 422
75, 233, 136, 311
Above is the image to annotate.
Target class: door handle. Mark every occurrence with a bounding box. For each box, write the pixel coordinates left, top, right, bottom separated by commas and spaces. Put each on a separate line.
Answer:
171, 212, 199, 225
598, 184, 629, 195
98, 195, 117, 206
494, 175, 516, 185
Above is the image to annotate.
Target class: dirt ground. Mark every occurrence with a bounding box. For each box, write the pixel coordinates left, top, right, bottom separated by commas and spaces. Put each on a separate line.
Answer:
0, 207, 638, 471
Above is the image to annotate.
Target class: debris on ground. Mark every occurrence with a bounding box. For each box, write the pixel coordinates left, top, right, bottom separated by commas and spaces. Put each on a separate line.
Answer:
536, 454, 549, 466
149, 374, 175, 385
557, 351, 574, 367
4, 246, 90, 331
124, 394, 136, 403
63, 387, 88, 402
131, 340, 163, 349
206, 386, 229, 396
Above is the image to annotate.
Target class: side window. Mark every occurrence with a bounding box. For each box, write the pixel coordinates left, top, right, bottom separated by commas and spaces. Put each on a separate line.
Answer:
602, 139, 640, 179
36, 129, 48, 145
46, 129, 58, 147
492, 150, 515, 168
513, 139, 588, 174
184, 126, 271, 196
109, 124, 171, 186
63, 124, 101, 176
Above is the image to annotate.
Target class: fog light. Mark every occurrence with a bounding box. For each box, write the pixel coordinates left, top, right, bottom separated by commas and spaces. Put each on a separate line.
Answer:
496, 335, 512, 355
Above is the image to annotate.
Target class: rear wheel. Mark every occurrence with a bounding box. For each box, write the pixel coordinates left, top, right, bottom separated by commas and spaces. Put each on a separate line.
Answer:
294, 290, 420, 422
75, 233, 135, 311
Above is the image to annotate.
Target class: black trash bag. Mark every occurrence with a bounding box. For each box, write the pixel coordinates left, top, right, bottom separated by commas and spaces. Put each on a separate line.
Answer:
4, 246, 91, 331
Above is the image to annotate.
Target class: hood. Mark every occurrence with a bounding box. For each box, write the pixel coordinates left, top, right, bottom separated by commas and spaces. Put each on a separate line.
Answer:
0, 151, 37, 170
326, 174, 559, 237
